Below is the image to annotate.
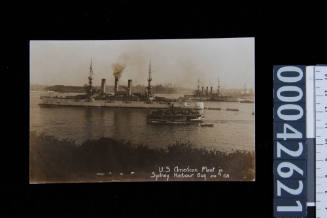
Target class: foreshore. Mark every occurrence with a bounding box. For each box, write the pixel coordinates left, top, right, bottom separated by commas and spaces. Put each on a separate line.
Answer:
30, 131, 255, 183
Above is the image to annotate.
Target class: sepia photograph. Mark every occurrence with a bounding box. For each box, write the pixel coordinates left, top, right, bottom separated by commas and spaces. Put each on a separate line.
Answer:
29, 38, 255, 183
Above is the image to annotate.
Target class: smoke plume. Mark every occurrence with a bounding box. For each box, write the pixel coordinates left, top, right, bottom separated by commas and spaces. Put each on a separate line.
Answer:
112, 63, 126, 79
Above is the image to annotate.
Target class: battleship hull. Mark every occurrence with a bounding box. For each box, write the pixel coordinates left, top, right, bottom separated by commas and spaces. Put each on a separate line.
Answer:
39, 97, 204, 110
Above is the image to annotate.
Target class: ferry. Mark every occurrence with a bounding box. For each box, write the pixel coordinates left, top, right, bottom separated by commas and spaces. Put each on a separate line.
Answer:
147, 106, 204, 124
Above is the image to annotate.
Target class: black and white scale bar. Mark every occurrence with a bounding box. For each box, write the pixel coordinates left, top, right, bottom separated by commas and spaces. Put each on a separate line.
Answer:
315, 66, 327, 218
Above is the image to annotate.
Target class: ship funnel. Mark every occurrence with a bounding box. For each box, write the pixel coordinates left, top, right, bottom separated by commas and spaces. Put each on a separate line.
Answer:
101, 79, 106, 94
128, 79, 132, 96
210, 86, 213, 95
201, 87, 204, 95
206, 86, 209, 96
114, 77, 119, 96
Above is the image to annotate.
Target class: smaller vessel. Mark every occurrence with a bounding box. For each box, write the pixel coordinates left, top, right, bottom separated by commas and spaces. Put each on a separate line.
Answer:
238, 98, 254, 103
147, 105, 204, 124
226, 108, 239, 112
206, 107, 221, 110
200, 123, 214, 127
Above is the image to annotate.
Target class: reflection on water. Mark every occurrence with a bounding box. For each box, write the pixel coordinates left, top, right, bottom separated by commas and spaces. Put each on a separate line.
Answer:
30, 92, 255, 152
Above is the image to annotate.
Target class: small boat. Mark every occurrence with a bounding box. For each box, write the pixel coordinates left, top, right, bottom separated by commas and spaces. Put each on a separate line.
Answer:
226, 108, 239, 112
200, 123, 214, 127
206, 107, 221, 110
238, 98, 254, 103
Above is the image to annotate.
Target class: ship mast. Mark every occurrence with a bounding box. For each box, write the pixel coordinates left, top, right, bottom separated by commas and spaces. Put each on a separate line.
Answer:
217, 75, 221, 97
147, 60, 152, 97
197, 79, 200, 96
88, 58, 94, 98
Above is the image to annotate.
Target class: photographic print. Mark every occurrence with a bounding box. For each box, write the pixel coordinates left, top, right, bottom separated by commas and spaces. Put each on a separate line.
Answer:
30, 38, 255, 183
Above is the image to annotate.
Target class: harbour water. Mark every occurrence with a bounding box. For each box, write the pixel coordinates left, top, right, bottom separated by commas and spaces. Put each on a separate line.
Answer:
30, 92, 255, 152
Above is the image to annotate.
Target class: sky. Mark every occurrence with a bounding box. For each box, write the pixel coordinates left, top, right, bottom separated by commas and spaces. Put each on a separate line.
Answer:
30, 38, 254, 89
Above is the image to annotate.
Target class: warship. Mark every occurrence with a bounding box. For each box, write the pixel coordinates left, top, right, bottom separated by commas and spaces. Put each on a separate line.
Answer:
39, 59, 204, 110
183, 78, 254, 103
183, 79, 239, 102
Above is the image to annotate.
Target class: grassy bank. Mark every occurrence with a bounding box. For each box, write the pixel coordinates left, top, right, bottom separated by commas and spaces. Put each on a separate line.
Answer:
30, 131, 254, 183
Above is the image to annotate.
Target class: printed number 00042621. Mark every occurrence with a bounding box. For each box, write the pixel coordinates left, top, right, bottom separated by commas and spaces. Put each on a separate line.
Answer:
274, 66, 306, 215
